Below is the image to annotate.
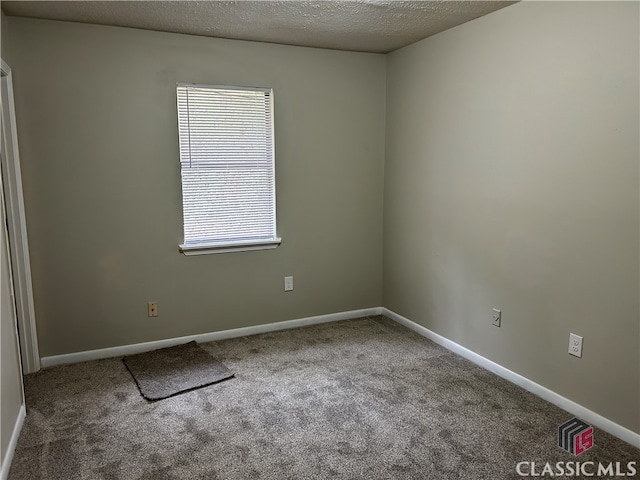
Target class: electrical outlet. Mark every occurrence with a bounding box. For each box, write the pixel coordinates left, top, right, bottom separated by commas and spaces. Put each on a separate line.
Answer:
568, 333, 583, 358
147, 302, 158, 317
284, 276, 294, 292
492, 308, 501, 327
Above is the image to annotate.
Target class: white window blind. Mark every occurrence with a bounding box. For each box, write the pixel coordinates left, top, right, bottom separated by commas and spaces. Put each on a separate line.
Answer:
176, 84, 280, 254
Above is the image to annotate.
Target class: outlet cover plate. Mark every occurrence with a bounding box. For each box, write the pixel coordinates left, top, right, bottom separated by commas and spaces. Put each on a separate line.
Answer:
147, 302, 158, 317
284, 276, 294, 292
568, 333, 583, 358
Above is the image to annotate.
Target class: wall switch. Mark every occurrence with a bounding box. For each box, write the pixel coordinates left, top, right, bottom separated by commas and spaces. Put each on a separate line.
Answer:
147, 302, 158, 317
492, 308, 501, 327
568, 333, 583, 358
284, 276, 294, 292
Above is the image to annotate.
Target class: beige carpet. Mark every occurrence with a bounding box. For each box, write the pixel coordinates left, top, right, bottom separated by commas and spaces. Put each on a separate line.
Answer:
8, 315, 639, 479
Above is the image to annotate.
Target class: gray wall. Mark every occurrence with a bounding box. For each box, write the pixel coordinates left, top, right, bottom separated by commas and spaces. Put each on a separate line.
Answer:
384, 1, 639, 433
6, 18, 386, 357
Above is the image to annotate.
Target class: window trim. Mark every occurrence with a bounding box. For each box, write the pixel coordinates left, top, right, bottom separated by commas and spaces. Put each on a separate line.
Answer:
176, 83, 280, 255
178, 237, 282, 256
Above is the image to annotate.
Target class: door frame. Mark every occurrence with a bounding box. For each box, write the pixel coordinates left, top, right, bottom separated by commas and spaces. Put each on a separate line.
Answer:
1, 58, 40, 374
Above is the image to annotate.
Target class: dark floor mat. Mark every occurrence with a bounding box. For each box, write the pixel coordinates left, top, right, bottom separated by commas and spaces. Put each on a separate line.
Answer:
122, 341, 234, 401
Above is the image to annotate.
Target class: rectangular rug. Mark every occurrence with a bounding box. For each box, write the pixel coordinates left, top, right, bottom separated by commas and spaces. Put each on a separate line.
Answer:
122, 341, 234, 401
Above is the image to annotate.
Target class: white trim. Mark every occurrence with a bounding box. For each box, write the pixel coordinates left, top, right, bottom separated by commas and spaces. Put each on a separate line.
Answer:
41, 307, 383, 368
37, 306, 640, 446
177, 83, 271, 93
0, 404, 25, 480
381, 308, 640, 448
179, 237, 282, 255
0, 59, 40, 373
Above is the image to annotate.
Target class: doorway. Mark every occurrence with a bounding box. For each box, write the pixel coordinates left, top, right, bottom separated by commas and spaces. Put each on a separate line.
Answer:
1, 58, 40, 374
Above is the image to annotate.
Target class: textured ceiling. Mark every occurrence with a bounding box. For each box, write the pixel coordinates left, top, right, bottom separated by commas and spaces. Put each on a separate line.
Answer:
1, 1, 516, 53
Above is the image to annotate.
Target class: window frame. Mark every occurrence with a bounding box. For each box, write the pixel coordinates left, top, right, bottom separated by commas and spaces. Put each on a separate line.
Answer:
175, 83, 281, 256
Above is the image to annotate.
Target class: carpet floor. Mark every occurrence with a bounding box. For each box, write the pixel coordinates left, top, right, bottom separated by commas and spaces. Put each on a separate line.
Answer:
8, 315, 639, 479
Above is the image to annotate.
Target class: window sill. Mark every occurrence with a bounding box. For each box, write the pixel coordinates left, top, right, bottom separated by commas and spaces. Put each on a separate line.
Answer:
179, 238, 282, 256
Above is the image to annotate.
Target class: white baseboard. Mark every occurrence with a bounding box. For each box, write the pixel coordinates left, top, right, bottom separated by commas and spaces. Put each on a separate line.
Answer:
0, 404, 25, 480
38, 305, 638, 447
381, 308, 640, 448
41, 307, 383, 368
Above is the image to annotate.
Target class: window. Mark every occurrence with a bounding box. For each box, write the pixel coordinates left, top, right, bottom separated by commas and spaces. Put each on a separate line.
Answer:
176, 84, 280, 255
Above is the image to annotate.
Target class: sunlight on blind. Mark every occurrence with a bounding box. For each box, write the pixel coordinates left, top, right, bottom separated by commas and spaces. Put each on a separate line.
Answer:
177, 85, 277, 247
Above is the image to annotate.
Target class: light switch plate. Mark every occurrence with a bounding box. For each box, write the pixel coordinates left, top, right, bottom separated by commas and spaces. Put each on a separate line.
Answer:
492, 308, 501, 327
